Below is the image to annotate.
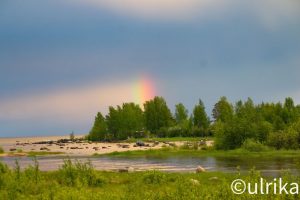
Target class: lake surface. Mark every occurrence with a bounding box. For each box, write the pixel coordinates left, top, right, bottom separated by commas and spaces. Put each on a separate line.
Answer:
1, 156, 300, 176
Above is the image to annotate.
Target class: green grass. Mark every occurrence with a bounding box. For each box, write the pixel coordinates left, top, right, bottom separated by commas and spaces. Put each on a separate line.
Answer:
125, 137, 213, 143
98, 146, 300, 159
27, 151, 65, 156
0, 159, 299, 200
3, 151, 64, 157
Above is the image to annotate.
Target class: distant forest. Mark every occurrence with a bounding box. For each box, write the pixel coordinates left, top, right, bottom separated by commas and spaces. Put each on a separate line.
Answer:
88, 96, 300, 150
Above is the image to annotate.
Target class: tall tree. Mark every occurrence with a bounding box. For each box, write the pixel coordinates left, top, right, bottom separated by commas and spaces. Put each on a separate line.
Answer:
120, 103, 144, 137
175, 103, 188, 124
144, 96, 173, 133
193, 99, 210, 130
106, 103, 144, 140
88, 112, 108, 141
282, 97, 297, 124
212, 96, 233, 122
106, 106, 121, 139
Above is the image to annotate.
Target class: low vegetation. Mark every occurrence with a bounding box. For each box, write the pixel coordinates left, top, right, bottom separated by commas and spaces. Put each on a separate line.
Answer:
0, 146, 4, 154
100, 146, 300, 159
0, 159, 299, 200
27, 151, 64, 157
125, 137, 212, 143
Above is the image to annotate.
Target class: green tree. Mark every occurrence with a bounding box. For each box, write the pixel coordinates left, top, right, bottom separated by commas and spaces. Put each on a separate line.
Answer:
120, 103, 144, 138
193, 99, 210, 130
144, 96, 173, 134
212, 96, 233, 122
88, 112, 108, 141
106, 103, 144, 140
215, 98, 272, 149
282, 97, 298, 125
175, 103, 188, 124
106, 106, 121, 139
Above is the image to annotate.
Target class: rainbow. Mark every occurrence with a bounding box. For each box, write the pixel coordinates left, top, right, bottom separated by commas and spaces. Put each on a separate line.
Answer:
132, 76, 155, 106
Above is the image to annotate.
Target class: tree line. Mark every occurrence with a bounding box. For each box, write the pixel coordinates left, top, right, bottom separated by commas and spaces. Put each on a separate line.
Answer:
88, 96, 210, 141
88, 96, 300, 150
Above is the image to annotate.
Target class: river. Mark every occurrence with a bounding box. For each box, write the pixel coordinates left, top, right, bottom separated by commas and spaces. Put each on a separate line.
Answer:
1, 155, 300, 176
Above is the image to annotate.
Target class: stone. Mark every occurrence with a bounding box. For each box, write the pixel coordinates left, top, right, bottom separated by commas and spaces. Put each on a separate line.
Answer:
118, 166, 134, 173
118, 168, 129, 173
40, 147, 50, 151
199, 140, 206, 145
196, 166, 206, 173
127, 167, 135, 173
136, 141, 145, 146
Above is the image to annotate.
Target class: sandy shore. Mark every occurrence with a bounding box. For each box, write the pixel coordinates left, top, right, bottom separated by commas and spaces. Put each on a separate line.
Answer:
0, 135, 192, 156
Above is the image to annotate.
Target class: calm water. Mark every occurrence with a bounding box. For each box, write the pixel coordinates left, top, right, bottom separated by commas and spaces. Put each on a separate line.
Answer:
1, 156, 300, 176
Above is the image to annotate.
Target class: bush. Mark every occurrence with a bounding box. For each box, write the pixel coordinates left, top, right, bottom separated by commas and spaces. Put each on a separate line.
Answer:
190, 127, 208, 137
58, 159, 106, 187
16, 149, 23, 153
267, 129, 299, 150
143, 171, 167, 184
167, 126, 186, 137
0, 146, 4, 154
157, 127, 168, 137
241, 139, 269, 152
132, 130, 150, 138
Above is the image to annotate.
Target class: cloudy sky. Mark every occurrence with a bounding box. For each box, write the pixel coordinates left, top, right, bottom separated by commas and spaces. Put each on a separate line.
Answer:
1, 0, 300, 137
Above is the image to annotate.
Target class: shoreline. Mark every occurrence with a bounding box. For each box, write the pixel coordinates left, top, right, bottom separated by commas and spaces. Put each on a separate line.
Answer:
0, 135, 198, 157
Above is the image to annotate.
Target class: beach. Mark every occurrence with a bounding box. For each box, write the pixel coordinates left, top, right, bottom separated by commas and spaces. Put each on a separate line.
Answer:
0, 135, 190, 156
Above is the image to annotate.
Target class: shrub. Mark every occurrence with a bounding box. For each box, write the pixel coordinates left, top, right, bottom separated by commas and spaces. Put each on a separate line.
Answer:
267, 129, 299, 150
16, 149, 23, 153
180, 142, 190, 150
0, 162, 9, 189
24, 157, 40, 184
0, 146, 4, 154
241, 139, 268, 152
191, 127, 207, 137
143, 171, 167, 184
167, 126, 184, 137
58, 159, 106, 187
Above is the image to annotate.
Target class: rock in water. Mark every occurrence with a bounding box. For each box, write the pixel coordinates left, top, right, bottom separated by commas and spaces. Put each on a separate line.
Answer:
196, 166, 206, 173
118, 166, 135, 173
118, 168, 128, 173
128, 167, 134, 173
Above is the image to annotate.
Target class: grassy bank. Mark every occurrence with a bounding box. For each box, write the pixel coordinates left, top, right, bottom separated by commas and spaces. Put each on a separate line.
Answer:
27, 151, 65, 157
98, 147, 300, 159
0, 151, 64, 157
0, 159, 298, 200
